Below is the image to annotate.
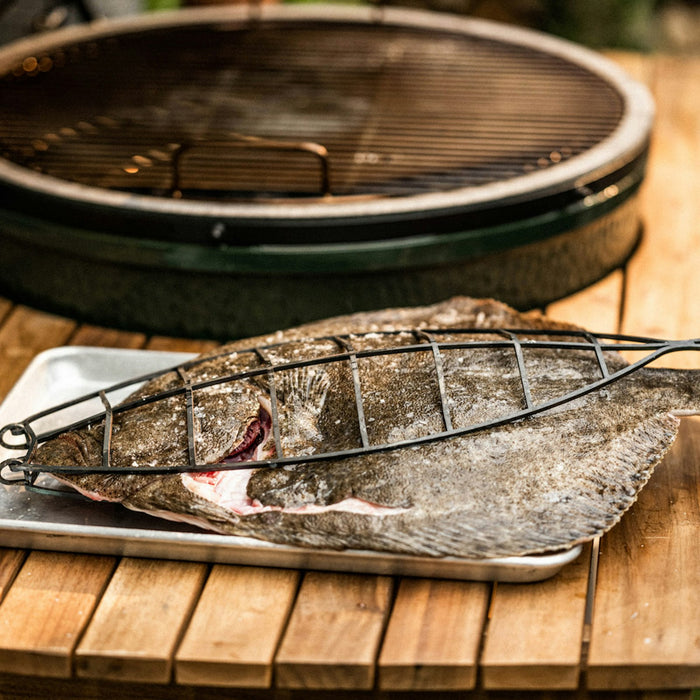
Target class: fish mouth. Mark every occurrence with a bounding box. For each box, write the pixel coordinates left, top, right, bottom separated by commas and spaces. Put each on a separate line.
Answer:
221, 397, 274, 464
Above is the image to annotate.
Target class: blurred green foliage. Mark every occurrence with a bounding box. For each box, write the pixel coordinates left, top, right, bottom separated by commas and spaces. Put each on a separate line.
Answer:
142, 0, 699, 51
147, 0, 182, 9
275, 0, 698, 51
540, 0, 659, 50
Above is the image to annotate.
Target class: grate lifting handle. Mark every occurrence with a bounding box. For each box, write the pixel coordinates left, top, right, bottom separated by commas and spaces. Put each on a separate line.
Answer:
170, 133, 332, 199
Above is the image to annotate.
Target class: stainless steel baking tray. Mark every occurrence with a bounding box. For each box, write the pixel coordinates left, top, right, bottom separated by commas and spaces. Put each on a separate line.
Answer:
0, 346, 582, 582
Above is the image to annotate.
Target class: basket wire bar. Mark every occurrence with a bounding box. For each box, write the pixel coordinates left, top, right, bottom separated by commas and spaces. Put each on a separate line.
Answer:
415, 330, 453, 432
1, 329, 699, 490
255, 346, 284, 460
585, 331, 611, 378
98, 390, 113, 469
332, 335, 371, 449
177, 367, 197, 469
504, 330, 534, 409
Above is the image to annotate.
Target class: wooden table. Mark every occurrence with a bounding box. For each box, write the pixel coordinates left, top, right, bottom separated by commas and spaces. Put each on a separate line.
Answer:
0, 51, 698, 700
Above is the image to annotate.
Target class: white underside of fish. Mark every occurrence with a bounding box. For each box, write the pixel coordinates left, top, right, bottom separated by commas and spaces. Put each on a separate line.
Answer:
60, 466, 408, 514
181, 469, 410, 517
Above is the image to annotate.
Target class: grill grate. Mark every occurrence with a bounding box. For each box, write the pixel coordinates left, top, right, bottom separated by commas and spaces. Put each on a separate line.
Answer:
1, 329, 698, 494
0, 19, 625, 200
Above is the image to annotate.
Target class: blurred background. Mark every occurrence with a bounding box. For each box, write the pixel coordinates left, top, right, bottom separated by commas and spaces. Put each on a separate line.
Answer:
1, 0, 699, 52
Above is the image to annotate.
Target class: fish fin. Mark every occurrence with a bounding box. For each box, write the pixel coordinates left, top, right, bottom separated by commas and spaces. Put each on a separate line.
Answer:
276, 367, 331, 456
278, 366, 330, 417
644, 368, 700, 416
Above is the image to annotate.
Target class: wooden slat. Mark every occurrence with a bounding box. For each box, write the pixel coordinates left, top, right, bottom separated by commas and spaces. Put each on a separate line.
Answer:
547, 271, 624, 335
0, 305, 76, 400
70, 324, 147, 349
0, 551, 115, 678
0, 549, 26, 603
587, 53, 700, 691
481, 544, 592, 690
176, 566, 299, 688
275, 572, 393, 690
377, 578, 490, 690
587, 418, 700, 690
619, 55, 700, 356
75, 558, 207, 683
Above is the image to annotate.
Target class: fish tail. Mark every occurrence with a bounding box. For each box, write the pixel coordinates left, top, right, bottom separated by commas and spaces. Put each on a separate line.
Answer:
658, 368, 700, 416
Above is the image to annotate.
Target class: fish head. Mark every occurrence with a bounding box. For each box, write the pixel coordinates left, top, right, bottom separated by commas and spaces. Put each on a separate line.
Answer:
33, 372, 275, 468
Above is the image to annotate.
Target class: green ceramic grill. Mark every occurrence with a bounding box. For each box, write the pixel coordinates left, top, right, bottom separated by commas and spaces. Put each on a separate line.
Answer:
0, 5, 653, 339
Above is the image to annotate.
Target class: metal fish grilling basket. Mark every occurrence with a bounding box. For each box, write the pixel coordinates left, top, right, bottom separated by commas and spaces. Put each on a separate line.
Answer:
2, 329, 698, 493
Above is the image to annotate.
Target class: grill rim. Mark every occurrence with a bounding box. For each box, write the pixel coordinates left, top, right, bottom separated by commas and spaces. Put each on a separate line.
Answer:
0, 165, 642, 274
0, 4, 654, 231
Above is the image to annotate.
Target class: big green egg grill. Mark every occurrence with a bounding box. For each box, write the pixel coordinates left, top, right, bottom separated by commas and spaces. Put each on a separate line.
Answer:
0, 5, 653, 339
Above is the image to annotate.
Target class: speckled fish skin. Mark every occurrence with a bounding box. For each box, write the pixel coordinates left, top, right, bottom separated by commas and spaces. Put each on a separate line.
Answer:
34, 297, 700, 559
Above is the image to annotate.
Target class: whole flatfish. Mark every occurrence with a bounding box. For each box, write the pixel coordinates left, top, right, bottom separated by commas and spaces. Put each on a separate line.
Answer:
15, 298, 700, 558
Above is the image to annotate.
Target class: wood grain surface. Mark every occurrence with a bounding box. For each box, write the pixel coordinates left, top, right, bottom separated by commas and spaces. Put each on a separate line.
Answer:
0, 551, 116, 677
74, 558, 208, 683
584, 53, 700, 692
587, 418, 700, 690
378, 578, 490, 690
481, 544, 592, 690
176, 566, 300, 688
275, 572, 393, 689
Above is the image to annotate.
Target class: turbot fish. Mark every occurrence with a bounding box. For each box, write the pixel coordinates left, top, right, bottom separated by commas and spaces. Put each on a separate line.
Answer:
8, 297, 700, 558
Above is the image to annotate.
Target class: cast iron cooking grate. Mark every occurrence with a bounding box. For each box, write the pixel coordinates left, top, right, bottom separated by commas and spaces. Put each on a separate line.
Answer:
0, 15, 624, 201
1, 329, 698, 495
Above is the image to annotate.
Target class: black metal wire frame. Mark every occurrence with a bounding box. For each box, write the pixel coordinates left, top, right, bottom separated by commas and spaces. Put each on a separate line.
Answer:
1, 328, 698, 489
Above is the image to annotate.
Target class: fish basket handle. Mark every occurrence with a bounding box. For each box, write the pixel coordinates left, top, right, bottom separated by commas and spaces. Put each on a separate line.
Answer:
0, 422, 33, 451
0, 458, 28, 486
